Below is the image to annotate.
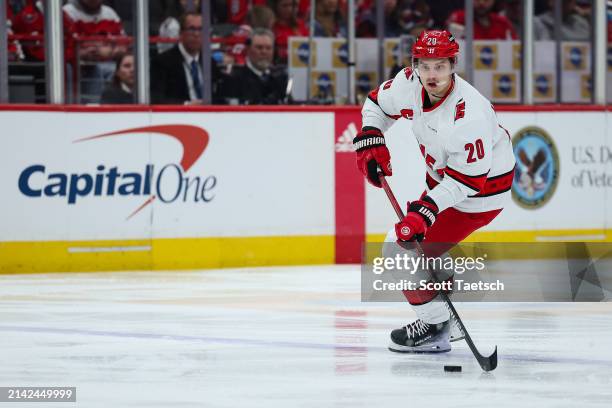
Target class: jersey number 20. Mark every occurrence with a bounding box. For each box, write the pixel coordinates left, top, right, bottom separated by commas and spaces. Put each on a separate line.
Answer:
465, 139, 484, 163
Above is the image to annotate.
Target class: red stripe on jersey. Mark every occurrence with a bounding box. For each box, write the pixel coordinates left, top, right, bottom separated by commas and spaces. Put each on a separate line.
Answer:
426, 172, 438, 190
427, 168, 514, 197
444, 166, 488, 192
367, 86, 401, 120
474, 167, 515, 197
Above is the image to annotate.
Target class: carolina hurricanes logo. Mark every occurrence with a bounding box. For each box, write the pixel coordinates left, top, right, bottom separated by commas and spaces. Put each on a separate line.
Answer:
74, 125, 209, 219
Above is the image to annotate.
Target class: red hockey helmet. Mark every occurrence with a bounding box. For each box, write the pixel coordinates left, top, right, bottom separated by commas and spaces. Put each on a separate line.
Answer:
412, 30, 459, 61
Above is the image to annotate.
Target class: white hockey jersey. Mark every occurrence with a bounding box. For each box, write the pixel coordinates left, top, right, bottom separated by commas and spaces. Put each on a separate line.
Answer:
362, 68, 516, 213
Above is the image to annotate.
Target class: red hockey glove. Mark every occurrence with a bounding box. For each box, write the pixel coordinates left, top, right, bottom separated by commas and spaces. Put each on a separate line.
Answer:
395, 196, 439, 242
353, 127, 392, 187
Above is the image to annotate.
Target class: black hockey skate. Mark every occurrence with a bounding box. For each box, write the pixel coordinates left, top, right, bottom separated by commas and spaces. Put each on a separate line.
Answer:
388, 319, 451, 353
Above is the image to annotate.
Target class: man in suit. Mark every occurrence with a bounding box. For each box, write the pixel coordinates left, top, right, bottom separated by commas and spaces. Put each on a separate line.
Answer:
220, 28, 289, 105
151, 12, 220, 104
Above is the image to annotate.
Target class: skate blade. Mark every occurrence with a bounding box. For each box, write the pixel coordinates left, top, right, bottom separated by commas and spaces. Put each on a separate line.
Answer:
388, 342, 451, 353
450, 334, 465, 343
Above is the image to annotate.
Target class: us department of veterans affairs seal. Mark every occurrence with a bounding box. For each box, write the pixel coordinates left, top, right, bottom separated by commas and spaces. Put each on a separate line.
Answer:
512, 127, 559, 209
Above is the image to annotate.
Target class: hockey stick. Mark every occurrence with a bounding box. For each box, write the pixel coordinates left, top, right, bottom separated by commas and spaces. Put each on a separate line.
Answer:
377, 171, 498, 372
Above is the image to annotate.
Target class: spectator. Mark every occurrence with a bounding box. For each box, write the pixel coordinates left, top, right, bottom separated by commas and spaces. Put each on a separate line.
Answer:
220, 0, 251, 25
220, 28, 289, 105
535, 0, 552, 15
63, 0, 125, 62
356, 0, 401, 37
215, 5, 275, 68
212, 0, 268, 25
158, 0, 201, 54
574, 0, 592, 21
222, 24, 252, 66
398, 0, 434, 36
499, 0, 521, 36
5, 3, 24, 62
356, 0, 433, 38
100, 52, 134, 104
7, 0, 25, 13
272, 0, 309, 64
296, 0, 311, 19
151, 12, 223, 104
534, 0, 590, 40
428, 0, 463, 29
63, 0, 126, 103
247, 5, 276, 30
447, 0, 518, 39
314, 0, 346, 37
12, 0, 75, 62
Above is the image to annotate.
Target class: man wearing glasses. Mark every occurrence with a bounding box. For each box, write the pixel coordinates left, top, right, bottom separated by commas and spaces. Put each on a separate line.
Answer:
151, 12, 221, 105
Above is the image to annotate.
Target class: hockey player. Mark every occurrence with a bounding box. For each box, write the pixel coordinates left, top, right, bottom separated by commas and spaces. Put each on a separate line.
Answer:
353, 30, 515, 353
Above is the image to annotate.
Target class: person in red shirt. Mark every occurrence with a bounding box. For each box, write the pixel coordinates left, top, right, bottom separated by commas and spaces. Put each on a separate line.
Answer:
222, 0, 269, 25
63, 0, 125, 62
446, 0, 517, 40
272, 0, 309, 64
314, 0, 347, 37
222, 5, 277, 67
62, 0, 126, 103
296, 0, 311, 19
12, 0, 75, 62
6, 3, 23, 61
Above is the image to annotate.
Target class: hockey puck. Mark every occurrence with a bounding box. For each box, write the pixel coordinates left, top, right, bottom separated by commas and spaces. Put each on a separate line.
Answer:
444, 365, 462, 372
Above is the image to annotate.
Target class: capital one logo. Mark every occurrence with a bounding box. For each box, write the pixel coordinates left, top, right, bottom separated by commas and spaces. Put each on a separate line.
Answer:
18, 124, 217, 220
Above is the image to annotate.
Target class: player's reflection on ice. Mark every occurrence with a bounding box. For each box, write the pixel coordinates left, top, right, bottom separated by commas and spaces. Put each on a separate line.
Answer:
334, 310, 368, 375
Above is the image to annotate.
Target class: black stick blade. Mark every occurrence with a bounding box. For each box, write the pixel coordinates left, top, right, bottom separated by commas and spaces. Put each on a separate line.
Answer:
478, 346, 498, 372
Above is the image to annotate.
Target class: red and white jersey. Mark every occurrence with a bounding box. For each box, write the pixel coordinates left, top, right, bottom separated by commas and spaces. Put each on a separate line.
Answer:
362, 68, 516, 213
12, 1, 76, 62
63, 2, 123, 36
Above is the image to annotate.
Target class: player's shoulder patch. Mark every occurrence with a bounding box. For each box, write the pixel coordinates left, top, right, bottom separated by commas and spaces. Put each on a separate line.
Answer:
368, 78, 393, 105
367, 87, 380, 105
403, 67, 413, 81
454, 98, 465, 123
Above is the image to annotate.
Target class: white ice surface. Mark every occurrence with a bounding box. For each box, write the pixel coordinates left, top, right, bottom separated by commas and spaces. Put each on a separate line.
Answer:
1, 265, 611, 408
